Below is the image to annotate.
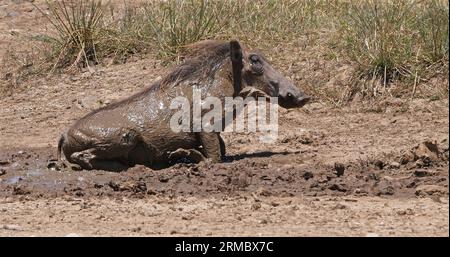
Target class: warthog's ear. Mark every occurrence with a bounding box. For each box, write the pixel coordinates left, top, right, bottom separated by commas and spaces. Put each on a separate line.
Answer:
230, 40, 243, 97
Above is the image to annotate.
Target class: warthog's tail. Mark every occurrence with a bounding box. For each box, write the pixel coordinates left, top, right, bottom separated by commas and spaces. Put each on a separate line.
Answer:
57, 134, 63, 160
57, 133, 67, 165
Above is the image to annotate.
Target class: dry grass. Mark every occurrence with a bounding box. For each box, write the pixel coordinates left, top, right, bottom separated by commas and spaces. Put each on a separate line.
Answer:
34, 0, 105, 70
3, 0, 449, 102
336, 0, 448, 99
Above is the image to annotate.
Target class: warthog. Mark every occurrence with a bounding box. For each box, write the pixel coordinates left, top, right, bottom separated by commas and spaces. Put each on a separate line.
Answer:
58, 40, 310, 171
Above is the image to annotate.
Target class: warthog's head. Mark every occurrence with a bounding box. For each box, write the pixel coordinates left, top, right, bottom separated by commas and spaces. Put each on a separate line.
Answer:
230, 40, 310, 109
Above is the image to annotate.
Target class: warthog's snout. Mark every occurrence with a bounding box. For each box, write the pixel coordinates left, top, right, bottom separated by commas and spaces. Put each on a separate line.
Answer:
278, 84, 311, 109
236, 46, 310, 109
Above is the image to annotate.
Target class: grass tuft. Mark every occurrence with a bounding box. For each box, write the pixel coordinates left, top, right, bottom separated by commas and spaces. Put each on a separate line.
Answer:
35, 0, 105, 70
338, 0, 448, 85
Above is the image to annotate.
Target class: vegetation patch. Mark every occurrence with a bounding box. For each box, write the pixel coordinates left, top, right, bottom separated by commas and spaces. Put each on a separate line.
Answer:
3, 0, 448, 102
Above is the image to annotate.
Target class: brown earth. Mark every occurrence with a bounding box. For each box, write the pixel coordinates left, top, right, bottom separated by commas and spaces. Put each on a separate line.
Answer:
0, 0, 449, 236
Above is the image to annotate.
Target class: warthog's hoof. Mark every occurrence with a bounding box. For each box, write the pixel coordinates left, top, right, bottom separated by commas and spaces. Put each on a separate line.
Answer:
169, 148, 206, 164
47, 160, 82, 171
47, 160, 61, 171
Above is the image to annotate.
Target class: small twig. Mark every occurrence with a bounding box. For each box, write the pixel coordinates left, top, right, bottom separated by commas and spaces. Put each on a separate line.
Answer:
287, 61, 294, 75
370, 67, 377, 97
411, 70, 418, 100
49, 40, 70, 76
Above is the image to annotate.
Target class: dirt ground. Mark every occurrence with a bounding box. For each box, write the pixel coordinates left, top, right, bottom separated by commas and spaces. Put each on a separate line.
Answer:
0, 0, 449, 236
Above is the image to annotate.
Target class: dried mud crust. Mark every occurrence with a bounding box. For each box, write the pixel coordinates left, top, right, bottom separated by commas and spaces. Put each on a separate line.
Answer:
0, 196, 448, 236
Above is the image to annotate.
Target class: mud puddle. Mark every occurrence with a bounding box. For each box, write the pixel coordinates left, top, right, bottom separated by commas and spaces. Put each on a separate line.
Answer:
0, 141, 448, 199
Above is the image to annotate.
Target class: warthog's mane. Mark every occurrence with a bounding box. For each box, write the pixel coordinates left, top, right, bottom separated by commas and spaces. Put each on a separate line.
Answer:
160, 40, 232, 88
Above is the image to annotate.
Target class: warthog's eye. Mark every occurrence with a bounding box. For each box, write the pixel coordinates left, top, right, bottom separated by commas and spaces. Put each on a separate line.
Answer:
250, 54, 260, 63
249, 54, 263, 75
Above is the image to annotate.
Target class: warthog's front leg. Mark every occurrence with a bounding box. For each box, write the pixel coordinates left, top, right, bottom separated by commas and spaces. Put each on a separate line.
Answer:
199, 132, 222, 162
168, 133, 224, 165
168, 148, 206, 164
218, 134, 226, 157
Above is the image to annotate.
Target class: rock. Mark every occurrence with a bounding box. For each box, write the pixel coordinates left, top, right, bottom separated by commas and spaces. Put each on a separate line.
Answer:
76, 96, 100, 110
389, 161, 401, 169
279, 191, 294, 197
146, 189, 157, 195
415, 141, 440, 162
0, 169, 6, 176
181, 215, 193, 221
302, 171, 314, 180
257, 188, 271, 197
251, 202, 262, 211
0, 160, 10, 166
12, 185, 30, 195
373, 160, 385, 170
354, 188, 364, 194
334, 163, 345, 177
158, 176, 170, 183
400, 150, 416, 164
65, 233, 81, 237
405, 161, 417, 170
107, 181, 120, 191
127, 181, 147, 193
406, 181, 416, 188
414, 169, 435, 177
414, 159, 425, 168
396, 209, 414, 216
258, 219, 268, 224
47, 161, 61, 171
231, 175, 249, 188
270, 202, 280, 207
24, 6, 34, 13
415, 185, 448, 196
365, 233, 379, 237
299, 133, 313, 144
331, 203, 347, 210
328, 183, 347, 192
2, 224, 22, 231
93, 183, 103, 189
377, 185, 395, 196
443, 150, 449, 161
108, 181, 147, 192
7, 11, 20, 18
400, 141, 441, 165
131, 227, 142, 232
